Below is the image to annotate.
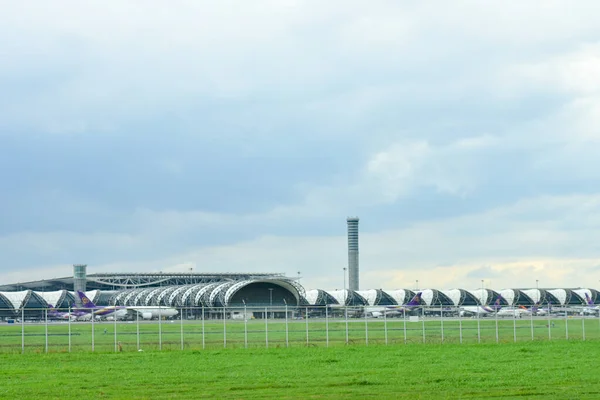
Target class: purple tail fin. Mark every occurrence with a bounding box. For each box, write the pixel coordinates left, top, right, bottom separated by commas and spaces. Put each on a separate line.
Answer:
77, 291, 97, 308
493, 296, 503, 311
407, 292, 422, 306
585, 293, 594, 306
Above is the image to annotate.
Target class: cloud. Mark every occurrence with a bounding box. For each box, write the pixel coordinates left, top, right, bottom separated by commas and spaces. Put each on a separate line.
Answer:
2, 2, 600, 292
4, 192, 600, 292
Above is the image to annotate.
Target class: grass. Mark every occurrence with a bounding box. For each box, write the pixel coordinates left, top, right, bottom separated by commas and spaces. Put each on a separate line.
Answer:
1, 316, 599, 398
1, 340, 599, 399
1, 315, 599, 353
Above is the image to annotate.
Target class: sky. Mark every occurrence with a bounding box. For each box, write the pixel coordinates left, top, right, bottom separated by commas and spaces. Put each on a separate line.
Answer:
1, 1, 600, 291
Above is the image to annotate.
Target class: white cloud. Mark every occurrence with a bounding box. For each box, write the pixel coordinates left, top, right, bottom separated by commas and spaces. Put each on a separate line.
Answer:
513, 42, 600, 96
2, 2, 600, 293
4, 193, 600, 291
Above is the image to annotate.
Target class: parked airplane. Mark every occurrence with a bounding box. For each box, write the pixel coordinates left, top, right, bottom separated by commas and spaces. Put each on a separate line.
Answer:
497, 303, 546, 318
47, 304, 88, 321
365, 292, 423, 318
579, 293, 599, 315
76, 291, 179, 320
459, 296, 503, 317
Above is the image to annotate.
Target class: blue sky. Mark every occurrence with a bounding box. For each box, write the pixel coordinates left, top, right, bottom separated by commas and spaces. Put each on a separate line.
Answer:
2, 1, 600, 290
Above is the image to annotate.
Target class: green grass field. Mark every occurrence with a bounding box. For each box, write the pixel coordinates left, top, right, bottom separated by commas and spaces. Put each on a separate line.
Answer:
1, 340, 599, 399
1, 316, 599, 353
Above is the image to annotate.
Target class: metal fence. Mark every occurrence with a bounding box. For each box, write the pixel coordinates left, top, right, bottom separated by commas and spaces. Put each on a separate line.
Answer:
1, 305, 599, 353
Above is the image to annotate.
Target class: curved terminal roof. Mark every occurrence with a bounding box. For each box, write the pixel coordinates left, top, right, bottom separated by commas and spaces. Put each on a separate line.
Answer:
99, 278, 303, 308
34, 290, 77, 308
2, 286, 600, 313
355, 290, 379, 306
547, 289, 569, 305
589, 289, 600, 303
304, 289, 339, 305
520, 289, 561, 305
354, 289, 398, 306
326, 290, 368, 306
418, 289, 455, 306
0, 291, 30, 310
467, 288, 498, 305
441, 289, 481, 306
384, 290, 415, 305
572, 289, 592, 305
0, 272, 287, 291
498, 289, 533, 305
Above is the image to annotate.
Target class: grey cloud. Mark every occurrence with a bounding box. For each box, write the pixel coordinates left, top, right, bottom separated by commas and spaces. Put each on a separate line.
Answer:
1, 2, 600, 286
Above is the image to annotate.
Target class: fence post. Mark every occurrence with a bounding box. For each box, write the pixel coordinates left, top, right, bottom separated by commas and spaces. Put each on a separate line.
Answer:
440, 306, 444, 344
530, 309, 534, 341
403, 308, 407, 344
91, 309, 95, 352
495, 308, 498, 344
202, 307, 205, 349
325, 306, 329, 348
513, 313, 517, 343
244, 303, 248, 349
68, 305, 71, 353
265, 307, 269, 349
384, 309, 388, 345
547, 305, 552, 340
458, 307, 462, 344
477, 309, 481, 344
45, 309, 48, 353
21, 307, 24, 354
582, 312, 586, 341
565, 310, 569, 340
136, 309, 140, 351
305, 307, 309, 346
180, 307, 184, 350
345, 306, 349, 345
285, 303, 289, 348
223, 307, 227, 349
421, 306, 425, 344
158, 306, 162, 351
364, 308, 368, 346
114, 307, 118, 352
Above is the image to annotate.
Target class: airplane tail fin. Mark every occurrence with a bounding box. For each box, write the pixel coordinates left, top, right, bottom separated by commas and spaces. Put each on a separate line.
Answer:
531, 302, 539, 313
77, 291, 97, 308
407, 292, 422, 306
585, 293, 594, 306
493, 296, 503, 311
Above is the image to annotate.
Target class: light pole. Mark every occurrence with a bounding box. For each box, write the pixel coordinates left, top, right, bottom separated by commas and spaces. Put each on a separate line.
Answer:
268, 288, 274, 319
416, 280, 419, 291
297, 271, 301, 286
481, 280, 485, 303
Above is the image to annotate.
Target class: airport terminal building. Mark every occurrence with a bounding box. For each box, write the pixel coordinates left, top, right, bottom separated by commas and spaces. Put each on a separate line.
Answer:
0, 266, 599, 319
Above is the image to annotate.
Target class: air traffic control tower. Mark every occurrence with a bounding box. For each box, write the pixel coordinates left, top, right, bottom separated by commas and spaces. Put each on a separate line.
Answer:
346, 217, 359, 291
73, 264, 87, 295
